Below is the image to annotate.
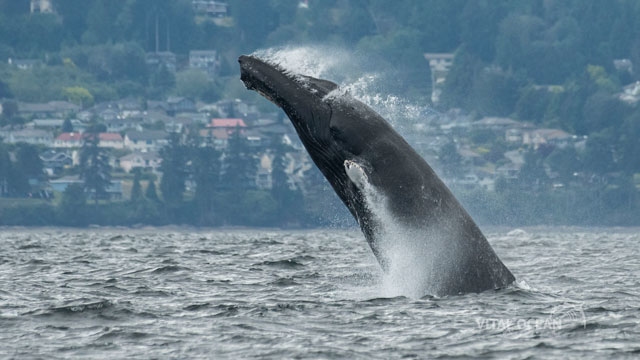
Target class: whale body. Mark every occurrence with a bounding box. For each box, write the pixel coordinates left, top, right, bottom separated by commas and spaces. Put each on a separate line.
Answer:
238, 55, 515, 296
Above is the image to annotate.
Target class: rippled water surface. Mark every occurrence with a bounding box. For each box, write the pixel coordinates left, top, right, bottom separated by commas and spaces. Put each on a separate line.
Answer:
1, 227, 639, 359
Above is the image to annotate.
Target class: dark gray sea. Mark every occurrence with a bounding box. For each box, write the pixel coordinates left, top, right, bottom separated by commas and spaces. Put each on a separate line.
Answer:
0, 227, 639, 359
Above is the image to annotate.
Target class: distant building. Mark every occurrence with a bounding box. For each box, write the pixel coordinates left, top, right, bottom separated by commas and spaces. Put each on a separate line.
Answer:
189, 50, 219, 79
119, 152, 161, 173
18, 101, 80, 118
30, 119, 64, 129
522, 128, 572, 149
54, 132, 83, 148
145, 51, 177, 73
50, 175, 123, 200
124, 130, 168, 151
166, 97, 196, 114
54, 132, 123, 148
40, 150, 73, 176
206, 118, 247, 129
192, 1, 228, 17
30, 0, 54, 13
105, 118, 142, 133
97, 133, 124, 149
424, 53, 454, 104
199, 128, 230, 150
619, 81, 640, 105
4, 129, 53, 146
613, 58, 633, 74
7, 58, 42, 70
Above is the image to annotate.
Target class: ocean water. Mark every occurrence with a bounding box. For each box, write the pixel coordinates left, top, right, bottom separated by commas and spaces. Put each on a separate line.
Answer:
0, 227, 639, 359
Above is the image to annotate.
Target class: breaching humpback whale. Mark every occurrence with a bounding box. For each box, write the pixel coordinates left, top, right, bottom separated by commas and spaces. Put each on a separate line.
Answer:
238, 55, 515, 296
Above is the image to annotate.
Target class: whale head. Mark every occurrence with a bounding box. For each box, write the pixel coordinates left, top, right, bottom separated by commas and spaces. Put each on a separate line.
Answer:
238, 55, 388, 225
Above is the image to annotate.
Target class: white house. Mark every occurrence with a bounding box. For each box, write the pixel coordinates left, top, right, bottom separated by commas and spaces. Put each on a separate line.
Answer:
119, 152, 162, 173
124, 130, 168, 151
5, 129, 54, 146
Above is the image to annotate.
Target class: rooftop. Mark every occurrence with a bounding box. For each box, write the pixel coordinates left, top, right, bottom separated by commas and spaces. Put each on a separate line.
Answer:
207, 118, 247, 128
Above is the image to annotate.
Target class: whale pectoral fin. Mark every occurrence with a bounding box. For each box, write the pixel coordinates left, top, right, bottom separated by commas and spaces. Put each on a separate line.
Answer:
344, 159, 368, 190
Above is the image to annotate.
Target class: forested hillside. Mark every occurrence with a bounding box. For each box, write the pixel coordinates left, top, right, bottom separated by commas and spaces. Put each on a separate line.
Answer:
1, 0, 639, 226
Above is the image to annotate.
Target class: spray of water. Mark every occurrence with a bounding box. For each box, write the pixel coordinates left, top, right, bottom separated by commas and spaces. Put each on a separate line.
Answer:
253, 45, 429, 135
254, 45, 443, 298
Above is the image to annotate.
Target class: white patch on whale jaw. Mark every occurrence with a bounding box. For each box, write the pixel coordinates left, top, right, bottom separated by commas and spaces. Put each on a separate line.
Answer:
344, 160, 368, 190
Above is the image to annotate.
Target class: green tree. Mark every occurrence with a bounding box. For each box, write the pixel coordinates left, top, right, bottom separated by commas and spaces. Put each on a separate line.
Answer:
546, 146, 581, 183
191, 136, 220, 222
0, 140, 11, 196
221, 127, 255, 191
583, 130, 616, 174
438, 141, 463, 178
1, 100, 18, 119
150, 65, 175, 99
58, 183, 88, 226
63, 86, 94, 107
16, 144, 44, 180
145, 180, 159, 202
0, 79, 12, 98
130, 168, 143, 202
472, 66, 523, 117
159, 132, 187, 205
519, 150, 549, 188
440, 46, 483, 109
62, 118, 74, 133
80, 133, 112, 205
175, 69, 217, 101
270, 136, 304, 224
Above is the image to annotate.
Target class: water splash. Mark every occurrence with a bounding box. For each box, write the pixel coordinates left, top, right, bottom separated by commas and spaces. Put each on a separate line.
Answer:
255, 45, 447, 297
252, 45, 431, 135
346, 164, 444, 298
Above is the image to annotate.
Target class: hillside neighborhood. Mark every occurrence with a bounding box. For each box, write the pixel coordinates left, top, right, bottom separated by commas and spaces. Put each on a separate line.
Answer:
1, 0, 639, 226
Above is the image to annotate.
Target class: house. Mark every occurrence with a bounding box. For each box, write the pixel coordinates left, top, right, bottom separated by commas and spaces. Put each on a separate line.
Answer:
496, 163, 521, 180
619, 81, 640, 104
147, 101, 169, 113
105, 118, 142, 133
31, 0, 54, 13
40, 150, 73, 176
192, 0, 228, 17
505, 128, 523, 143
166, 97, 196, 114
145, 51, 177, 72
244, 129, 265, 148
7, 58, 43, 70
522, 128, 572, 149
206, 118, 247, 129
189, 50, 219, 79
199, 128, 229, 150
54, 132, 84, 148
54, 132, 123, 148
18, 101, 80, 118
31, 119, 64, 129
119, 152, 162, 173
50, 176, 83, 193
5, 129, 54, 146
50, 175, 123, 200
423, 53, 454, 104
256, 153, 273, 189
473, 117, 528, 131
164, 117, 194, 133
124, 130, 168, 151
213, 98, 258, 118
98, 133, 124, 149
